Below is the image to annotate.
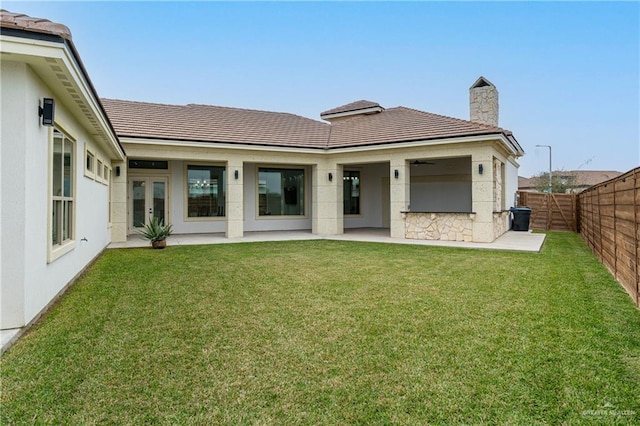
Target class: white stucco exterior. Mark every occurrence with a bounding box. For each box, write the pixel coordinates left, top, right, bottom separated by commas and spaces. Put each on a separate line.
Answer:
1, 31, 124, 330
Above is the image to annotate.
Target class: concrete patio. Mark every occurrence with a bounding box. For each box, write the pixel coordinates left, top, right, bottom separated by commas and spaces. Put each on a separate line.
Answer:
108, 228, 546, 252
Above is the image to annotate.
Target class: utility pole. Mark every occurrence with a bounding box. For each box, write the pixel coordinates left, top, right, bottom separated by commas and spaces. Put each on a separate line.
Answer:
536, 145, 552, 193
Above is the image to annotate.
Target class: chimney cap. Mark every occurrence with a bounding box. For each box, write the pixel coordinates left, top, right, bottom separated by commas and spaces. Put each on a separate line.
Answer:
470, 76, 495, 89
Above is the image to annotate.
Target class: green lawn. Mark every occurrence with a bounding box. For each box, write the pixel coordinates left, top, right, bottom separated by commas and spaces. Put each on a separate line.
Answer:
2, 232, 639, 424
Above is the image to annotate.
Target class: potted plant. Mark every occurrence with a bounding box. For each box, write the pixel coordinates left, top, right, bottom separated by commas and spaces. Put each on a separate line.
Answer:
138, 217, 173, 249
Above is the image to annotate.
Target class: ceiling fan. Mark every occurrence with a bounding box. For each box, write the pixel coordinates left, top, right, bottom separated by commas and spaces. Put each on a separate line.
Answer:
412, 160, 435, 166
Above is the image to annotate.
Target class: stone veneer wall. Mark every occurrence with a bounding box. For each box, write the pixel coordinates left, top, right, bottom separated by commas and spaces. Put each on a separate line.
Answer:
493, 157, 503, 212
493, 211, 509, 239
469, 85, 499, 127
403, 212, 474, 242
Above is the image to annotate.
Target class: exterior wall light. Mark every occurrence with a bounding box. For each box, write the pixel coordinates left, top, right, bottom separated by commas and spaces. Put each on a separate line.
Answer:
115, 166, 121, 177
234, 170, 239, 180
394, 169, 399, 179
478, 164, 484, 175
328, 172, 333, 182
39, 98, 55, 126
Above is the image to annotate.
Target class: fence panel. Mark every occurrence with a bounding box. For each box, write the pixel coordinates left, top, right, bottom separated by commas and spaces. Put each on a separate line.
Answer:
517, 191, 576, 232
577, 167, 639, 307
518, 167, 639, 307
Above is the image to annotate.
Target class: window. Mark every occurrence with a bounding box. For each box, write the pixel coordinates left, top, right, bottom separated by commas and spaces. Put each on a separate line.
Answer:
97, 159, 103, 179
258, 168, 304, 216
187, 165, 226, 217
85, 147, 95, 177
343, 170, 360, 215
52, 128, 74, 251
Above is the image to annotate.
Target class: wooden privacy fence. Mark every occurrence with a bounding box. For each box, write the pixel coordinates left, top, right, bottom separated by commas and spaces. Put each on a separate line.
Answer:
577, 168, 639, 307
516, 191, 577, 232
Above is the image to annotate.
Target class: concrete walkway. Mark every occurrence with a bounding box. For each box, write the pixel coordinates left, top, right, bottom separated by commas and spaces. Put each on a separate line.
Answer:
109, 228, 546, 252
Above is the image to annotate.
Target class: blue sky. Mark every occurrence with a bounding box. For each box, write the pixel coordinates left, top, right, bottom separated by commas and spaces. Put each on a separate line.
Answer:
7, 1, 639, 177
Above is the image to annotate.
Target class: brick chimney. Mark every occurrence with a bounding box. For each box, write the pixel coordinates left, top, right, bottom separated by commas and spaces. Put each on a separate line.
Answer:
469, 76, 498, 127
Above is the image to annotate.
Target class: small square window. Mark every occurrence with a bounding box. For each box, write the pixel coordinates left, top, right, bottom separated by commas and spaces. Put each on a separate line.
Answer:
85, 146, 96, 179
86, 152, 94, 171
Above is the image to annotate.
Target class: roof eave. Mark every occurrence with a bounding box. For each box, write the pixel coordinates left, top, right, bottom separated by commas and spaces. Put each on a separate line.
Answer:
1, 25, 125, 160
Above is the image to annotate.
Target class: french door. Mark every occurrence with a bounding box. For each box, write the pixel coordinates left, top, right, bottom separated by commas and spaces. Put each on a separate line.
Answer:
129, 177, 169, 233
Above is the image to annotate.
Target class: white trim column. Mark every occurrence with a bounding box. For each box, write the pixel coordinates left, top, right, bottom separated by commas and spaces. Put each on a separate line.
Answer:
471, 152, 494, 242
110, 160, 127, 242
390, 160, 410, 239
226, 161, 243, 238
312, 162, 343, 235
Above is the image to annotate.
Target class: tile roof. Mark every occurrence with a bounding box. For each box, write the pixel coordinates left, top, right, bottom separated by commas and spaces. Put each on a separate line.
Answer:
0, 9, 72, 40
320, 100, 382, 117
101, 99, 331, 149
327, 106, 511, 148
102, 99, 514, 150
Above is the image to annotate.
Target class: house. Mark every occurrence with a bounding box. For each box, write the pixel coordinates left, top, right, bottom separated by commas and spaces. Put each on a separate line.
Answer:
519, 170, 623, 193
1, 10, 524, 333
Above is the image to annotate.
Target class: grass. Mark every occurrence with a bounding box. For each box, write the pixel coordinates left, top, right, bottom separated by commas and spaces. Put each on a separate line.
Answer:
1, 232, 639, 424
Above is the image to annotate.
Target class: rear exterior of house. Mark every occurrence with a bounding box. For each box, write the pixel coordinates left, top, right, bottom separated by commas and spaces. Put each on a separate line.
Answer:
104, 88, 523, 245
1, 10, 523, 334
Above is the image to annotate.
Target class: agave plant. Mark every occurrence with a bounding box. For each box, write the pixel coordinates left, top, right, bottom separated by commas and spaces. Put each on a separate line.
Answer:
138, 216, 173, 246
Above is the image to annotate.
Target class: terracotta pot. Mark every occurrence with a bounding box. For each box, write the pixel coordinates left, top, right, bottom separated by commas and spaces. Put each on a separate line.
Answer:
151, 240, 167, 249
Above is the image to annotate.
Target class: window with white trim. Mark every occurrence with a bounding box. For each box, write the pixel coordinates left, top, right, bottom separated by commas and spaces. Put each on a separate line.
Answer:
52, 128, 75, 248
85, 146, 95, 178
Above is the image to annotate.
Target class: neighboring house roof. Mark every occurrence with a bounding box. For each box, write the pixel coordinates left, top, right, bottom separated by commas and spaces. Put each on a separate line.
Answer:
557, 170, 623, 187
103, 98, 519, 152
518, 176, 534, 188
0, 9, 71, 40
518, 170, 624, 192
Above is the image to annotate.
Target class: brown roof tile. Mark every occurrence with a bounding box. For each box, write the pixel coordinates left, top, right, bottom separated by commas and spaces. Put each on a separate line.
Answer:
102, 99, 514, 150
321, 100, 382, 117
0, 9, 72, 40
327, 106, 510, 148
102, 99, 331, 149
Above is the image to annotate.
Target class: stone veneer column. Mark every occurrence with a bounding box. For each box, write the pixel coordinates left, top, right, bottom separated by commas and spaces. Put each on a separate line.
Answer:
390, 160, 410, 239
471, 153, 495, 242
110, 160, 128, 242
493, 157, 503, 211
226, 160, 244, 238
312, 163, 343, 235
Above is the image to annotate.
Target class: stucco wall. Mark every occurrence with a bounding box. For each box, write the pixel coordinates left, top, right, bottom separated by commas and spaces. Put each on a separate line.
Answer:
343, 162, 387, 229
1, 62, 112, 329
